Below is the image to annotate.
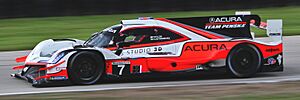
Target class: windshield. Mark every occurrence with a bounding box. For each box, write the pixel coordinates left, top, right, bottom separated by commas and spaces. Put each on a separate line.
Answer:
84, 31, 114, 47
84, 25, 122, 47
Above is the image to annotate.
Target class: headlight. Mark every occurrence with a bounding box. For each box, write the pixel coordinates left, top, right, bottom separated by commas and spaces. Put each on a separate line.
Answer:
52, 52, 66, 63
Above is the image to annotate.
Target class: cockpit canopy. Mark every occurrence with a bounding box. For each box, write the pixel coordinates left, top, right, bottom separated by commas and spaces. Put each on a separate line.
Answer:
84, 25, 122, 47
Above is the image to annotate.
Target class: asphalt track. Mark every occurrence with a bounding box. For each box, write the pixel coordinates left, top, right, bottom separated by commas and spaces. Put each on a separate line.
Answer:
0, 36, 300, 96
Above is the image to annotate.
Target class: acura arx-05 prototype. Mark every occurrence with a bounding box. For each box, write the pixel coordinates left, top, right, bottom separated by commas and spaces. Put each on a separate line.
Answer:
12, 12, 283, 87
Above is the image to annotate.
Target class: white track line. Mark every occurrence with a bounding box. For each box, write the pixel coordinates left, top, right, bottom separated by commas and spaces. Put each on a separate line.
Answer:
1, 75, 300, 96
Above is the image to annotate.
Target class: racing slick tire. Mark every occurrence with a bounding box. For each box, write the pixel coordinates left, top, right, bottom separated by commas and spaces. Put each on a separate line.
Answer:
226, 44, 262, 78
68, 51, 105, 85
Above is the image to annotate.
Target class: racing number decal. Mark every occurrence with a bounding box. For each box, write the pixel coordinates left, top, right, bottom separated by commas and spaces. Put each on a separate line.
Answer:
112, 62, 130, 76
117, 65, 126, 75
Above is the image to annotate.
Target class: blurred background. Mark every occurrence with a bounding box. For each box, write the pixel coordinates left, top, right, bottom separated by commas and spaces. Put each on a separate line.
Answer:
0, 0, 299, 51
0, 0, 299, 18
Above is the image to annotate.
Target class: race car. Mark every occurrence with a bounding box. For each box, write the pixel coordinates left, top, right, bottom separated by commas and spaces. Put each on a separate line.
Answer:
11, 12, 283, 87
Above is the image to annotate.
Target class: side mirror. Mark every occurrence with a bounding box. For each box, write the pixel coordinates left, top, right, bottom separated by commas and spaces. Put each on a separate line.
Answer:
115, 41, 135, 56
116, 41, 135, 48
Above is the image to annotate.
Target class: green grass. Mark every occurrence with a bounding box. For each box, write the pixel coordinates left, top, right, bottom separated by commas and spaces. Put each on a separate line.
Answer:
0, 6, 299, 51
2, 81, 300, 100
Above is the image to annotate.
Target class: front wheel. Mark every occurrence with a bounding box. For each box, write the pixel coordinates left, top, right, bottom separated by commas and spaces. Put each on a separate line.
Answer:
68, 51, 105, 85
227, 44, 262, 78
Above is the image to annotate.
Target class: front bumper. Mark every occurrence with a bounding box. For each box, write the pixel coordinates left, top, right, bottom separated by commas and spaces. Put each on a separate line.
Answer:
12, 66, 69, 87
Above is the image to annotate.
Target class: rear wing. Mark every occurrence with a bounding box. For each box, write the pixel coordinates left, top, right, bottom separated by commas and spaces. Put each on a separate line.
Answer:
236, 11, 283, 43
166, 12, 282, 42
266, 20, 283, 43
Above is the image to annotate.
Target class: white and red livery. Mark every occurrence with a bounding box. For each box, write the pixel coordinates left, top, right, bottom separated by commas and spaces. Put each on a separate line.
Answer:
12, 12, 283, 87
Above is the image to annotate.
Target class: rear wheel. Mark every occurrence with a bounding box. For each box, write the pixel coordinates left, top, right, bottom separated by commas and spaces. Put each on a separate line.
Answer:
227, 44, 262, 78
68, 51, 105, 85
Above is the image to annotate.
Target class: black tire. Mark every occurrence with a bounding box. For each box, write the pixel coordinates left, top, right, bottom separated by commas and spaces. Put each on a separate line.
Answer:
68, 51, 105, 85
227, 44, 262, 78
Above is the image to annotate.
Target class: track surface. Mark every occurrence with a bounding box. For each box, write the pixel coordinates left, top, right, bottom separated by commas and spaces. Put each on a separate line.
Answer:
0, 36, 299, 96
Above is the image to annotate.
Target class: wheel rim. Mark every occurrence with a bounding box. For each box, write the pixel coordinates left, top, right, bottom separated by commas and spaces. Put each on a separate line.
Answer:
68, 51, 105, 85
79, 60, 96, 80
228, 47, 260, 77
231, 49, 254, 74
75, 57, 100, 81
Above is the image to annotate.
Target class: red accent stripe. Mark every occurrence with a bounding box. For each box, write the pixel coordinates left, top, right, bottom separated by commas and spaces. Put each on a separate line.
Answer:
15, 56, 27, 63
106, 47, 117, 50
205, 22, 246, 25
39, 60, 65, 71
259, 22, 267, 28
107, 26, 190, 50
156, 18, 224, 39
250, 20, 267, 29
12, 65, 25, 70
25, 62, 47, 65
128, 37, 189, 49
138, 35, 146, 42
34, 70, 68, 80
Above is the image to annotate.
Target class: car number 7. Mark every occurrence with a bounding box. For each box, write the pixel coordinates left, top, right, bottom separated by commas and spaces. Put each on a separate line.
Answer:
118, 65, 126, 75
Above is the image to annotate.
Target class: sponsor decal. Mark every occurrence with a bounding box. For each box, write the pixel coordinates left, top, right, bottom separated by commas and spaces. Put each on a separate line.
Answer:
153, 47, 163, 51
269, 33, 281, 36
277, 54, 282, 65
126, 48, 151, 55
266, 48, 280, 52
150, 35, 170, 41
107, 28, 117, 33
205, 16, 246, 29
50, 76, 67, 80
267, 58, 277, 65
205, 24, 246, 29
112, 61, 130, 65
123, 47, 163, 55
185, 44, 227, 51
132, 65, 142, 74
209, 17, 243, 23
